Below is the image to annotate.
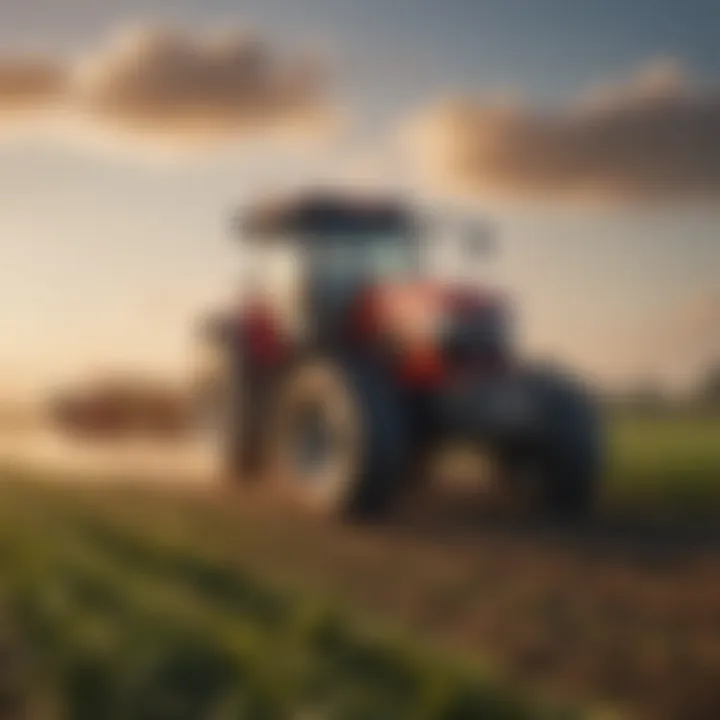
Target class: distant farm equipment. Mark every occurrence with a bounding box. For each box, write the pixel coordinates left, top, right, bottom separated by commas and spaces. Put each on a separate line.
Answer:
51, 376, 195, 441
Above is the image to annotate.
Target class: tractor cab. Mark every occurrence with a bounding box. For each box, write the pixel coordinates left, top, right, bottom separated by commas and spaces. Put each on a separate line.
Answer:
236, 192, 422, 342
234, 190, 500, 357
199, 189, 602, 522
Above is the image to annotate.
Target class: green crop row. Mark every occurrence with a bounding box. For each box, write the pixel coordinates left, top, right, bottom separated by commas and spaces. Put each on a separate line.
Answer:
0, 483, 573, 720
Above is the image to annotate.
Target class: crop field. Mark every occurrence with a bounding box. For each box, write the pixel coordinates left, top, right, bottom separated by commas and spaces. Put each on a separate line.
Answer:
0, 411, 718, 720
0, 480, 569, 720
607, 412, 720, 514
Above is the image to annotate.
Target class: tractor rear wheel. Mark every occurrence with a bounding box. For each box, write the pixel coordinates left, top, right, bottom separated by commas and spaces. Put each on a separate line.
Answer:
219, 364, 270, 482
266, 358, 407, 519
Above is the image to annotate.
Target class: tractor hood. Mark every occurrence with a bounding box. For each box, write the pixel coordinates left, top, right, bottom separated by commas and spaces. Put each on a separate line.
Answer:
368, 282, 510, 360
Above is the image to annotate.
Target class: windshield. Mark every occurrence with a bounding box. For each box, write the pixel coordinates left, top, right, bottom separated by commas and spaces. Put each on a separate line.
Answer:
365, 236, 418, 277
311, 234, 417, 282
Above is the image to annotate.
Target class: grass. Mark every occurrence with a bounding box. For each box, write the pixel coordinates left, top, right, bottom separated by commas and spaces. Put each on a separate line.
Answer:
0, 480, 573, 720
606, 411, 720, 515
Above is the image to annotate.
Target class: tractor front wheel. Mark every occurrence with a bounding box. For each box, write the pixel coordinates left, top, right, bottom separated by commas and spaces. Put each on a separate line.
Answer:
266, 358, 407, 520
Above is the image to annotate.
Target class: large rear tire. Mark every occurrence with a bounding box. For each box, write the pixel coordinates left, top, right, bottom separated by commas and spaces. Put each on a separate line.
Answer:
217, 351, 272, 483
197, 314, 267, 483
221, 376, 265, 481
266, 358, 407, 519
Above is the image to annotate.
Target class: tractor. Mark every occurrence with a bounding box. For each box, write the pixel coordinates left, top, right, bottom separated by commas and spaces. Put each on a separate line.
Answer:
200, 190, 603, 520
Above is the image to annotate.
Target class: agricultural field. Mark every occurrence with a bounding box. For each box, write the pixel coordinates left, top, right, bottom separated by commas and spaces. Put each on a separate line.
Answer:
606, 411, 720, 514
0, 479, 568, 720
0, 411, 717, 719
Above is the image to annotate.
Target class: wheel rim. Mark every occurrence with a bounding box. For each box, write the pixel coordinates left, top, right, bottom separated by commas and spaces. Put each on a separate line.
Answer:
291, 400, 346, 479
272, 364, 361, 509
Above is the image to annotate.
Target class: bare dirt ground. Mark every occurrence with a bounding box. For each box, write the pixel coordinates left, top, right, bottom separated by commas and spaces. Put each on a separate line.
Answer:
173, 486, 720, 720
2, 427, 720, 719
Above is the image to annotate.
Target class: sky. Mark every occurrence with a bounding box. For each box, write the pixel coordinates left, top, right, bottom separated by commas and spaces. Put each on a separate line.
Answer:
0, 0, 719, 398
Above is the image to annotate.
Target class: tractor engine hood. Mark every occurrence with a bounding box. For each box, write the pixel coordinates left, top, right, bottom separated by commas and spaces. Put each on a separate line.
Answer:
369, 282, 510, 368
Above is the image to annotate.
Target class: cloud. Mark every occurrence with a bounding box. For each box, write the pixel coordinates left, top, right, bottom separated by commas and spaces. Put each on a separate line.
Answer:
73, 27, 329, 143
405, 60, 720, 202
0, 56, 66, 114
0, 26, 331, 148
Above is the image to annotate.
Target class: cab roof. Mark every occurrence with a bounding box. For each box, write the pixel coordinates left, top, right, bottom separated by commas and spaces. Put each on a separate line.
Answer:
237, 190, 417, 241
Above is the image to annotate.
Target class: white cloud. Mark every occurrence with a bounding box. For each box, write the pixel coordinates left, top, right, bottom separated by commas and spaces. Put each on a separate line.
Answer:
405, 60, 720, 203
0, 26, 333, 150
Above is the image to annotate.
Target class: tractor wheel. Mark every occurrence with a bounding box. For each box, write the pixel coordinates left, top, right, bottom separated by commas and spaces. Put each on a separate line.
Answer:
266, 358, 407, 519
196, 316, 267, 483
499, 366, 604, 520
219, 366, 268, 482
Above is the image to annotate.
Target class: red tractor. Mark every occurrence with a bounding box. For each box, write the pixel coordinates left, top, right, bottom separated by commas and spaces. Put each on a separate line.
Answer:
200, 191, 603, 520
